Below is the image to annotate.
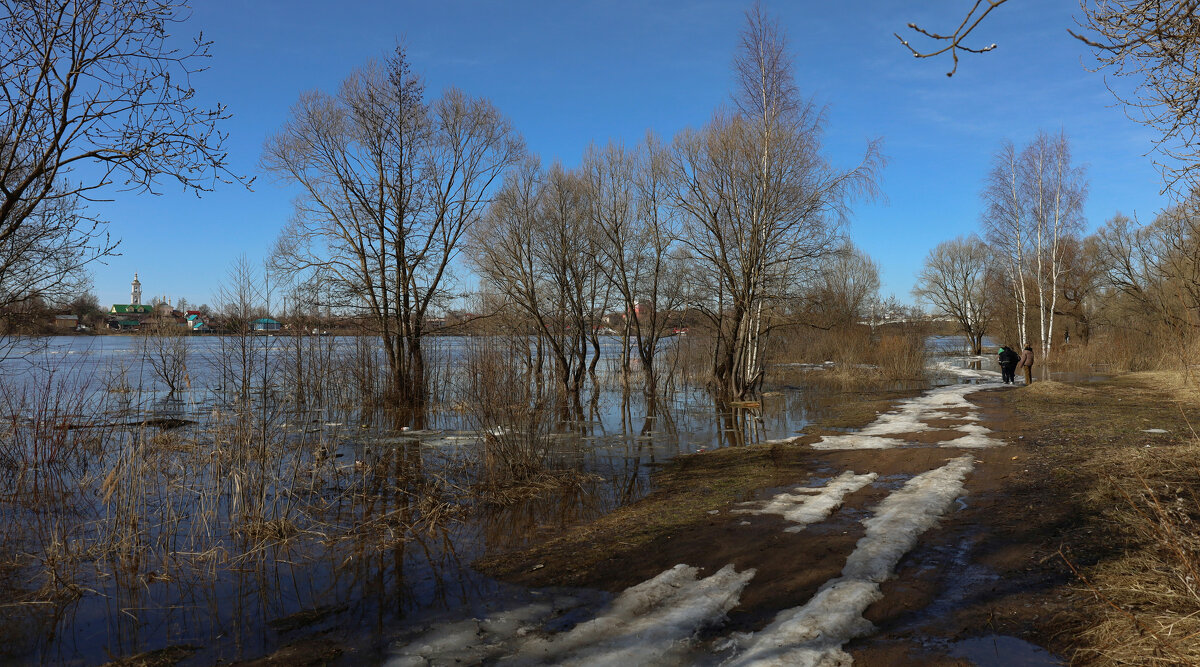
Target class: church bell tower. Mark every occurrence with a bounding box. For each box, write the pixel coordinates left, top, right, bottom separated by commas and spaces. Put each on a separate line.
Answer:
131, 273, 142, 306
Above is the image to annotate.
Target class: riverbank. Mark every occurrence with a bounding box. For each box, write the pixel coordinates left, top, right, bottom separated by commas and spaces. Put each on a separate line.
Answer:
470, 372, 1200, 665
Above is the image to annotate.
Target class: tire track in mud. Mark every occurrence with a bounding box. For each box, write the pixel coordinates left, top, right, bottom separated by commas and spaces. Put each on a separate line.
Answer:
389, 375, 1014, 666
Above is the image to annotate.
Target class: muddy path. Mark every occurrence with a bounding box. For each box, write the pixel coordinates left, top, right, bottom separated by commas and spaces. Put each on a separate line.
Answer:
387, 379, 1080, 665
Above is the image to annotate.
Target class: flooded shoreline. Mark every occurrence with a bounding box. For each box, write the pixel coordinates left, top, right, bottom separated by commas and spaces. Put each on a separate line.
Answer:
0, 334, 910, 664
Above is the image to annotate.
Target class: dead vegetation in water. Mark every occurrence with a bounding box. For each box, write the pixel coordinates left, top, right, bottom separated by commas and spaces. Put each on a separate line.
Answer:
473, 468, 602, 507
0, 353, 484, 663
475, 442, 808, 587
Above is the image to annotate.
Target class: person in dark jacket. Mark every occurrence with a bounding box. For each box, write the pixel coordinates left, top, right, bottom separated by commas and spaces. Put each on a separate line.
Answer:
997, 345, 1019, 384
1019, 345, 1035, 384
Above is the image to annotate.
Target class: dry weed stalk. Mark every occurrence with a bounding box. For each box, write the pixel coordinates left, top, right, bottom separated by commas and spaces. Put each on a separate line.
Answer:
1068, 444, 1200, 665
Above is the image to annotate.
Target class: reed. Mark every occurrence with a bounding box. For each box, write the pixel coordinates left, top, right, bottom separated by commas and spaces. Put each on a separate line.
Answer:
0, 331, 478, 663
460, 336, 562, 491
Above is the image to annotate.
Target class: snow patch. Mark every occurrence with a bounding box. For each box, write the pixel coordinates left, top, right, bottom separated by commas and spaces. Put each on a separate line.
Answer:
734, 471, 877, 532
932, 359, 1001, 380
387, 564, 754, 667
727, 455, 976, 666
509, 563, 754, 666
811, 384, 1002, 450
388, 600, 557, 666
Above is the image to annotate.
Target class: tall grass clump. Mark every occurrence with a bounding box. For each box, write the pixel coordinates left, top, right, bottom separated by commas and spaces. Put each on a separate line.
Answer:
1073, 454, 1200, 665
768, 322, 929, 386
1051, 327, 1200, 375
461, 337, 558, 490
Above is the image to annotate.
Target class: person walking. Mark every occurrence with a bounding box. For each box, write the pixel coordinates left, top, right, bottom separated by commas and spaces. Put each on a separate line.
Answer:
1019, 345, 1034, 385
998, 345, 1019, 384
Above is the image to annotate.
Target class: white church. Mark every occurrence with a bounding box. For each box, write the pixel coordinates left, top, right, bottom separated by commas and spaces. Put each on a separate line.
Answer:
109, 273, 171, 317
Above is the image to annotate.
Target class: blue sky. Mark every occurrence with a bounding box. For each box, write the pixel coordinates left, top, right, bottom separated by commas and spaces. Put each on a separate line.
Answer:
92, 1, 1166, 310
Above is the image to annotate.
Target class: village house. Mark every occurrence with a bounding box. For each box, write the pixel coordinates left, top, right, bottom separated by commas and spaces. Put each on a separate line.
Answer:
53, 314, 78, 330
252, 318, 282, 332
186, 312, 212, 333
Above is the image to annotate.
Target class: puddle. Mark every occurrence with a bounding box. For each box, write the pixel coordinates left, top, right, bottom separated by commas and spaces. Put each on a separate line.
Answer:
872, 474, 912, 490
905, 533, 999, 625
948, 634, 1062, 666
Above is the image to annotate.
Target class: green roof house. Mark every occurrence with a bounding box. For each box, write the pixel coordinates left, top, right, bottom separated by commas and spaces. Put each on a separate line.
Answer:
110, 304, 153, 315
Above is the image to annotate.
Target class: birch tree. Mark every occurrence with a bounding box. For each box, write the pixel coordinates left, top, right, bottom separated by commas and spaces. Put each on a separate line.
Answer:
983, 132, 1086, 359
1025, 131, 1087, 359
983, 140, 1030, 348
671, 5, 882, 399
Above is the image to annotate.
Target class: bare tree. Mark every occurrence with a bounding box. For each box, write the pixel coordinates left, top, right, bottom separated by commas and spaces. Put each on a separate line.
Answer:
914, 235, 992, 354
264, 48, 523, 414
1, 0, 242, 249
1026, 131, 1088, 359
1096, 203, 1200, 336
473, 160, 605, 406
811, 241, 881, 330
212, 256, 271, 403
1056, 232, 1105, 344
0, 195, 114, 320
670, 5, 882, 398
65, 291, 103, 328
139, 315, 189, 397
1072, 1, 1200, 190
582, 135, 685, 395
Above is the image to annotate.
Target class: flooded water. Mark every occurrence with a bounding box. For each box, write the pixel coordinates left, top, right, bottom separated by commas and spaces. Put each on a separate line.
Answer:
949, 635, 1062, 666
0, 334, 854, 664
0, 333, 1062, 664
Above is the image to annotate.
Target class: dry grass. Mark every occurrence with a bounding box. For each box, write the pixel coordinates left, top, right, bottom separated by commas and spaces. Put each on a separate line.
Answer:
768, 325, 929, 387
1007, 373, 1200, 665
473, 469, 601, 507
1017, 379, 1092, 400
1071, 449, 1200, 665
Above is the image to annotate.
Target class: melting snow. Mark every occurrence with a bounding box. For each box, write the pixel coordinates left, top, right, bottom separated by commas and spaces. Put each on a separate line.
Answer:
388, 598, 559, 666
389, 380, 995, 666
811, 384, 1001, 450
734, 471, 877, 532
726, 455, 976, 666
387, 564, 754, 666
933, 359, 1001, 381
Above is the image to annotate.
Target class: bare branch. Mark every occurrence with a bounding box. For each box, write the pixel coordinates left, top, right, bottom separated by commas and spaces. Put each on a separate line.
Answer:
895, 0, 1007, 77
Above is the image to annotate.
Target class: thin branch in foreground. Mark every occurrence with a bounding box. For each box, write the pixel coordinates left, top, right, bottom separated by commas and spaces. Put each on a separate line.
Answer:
895, 0, 1007, 77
